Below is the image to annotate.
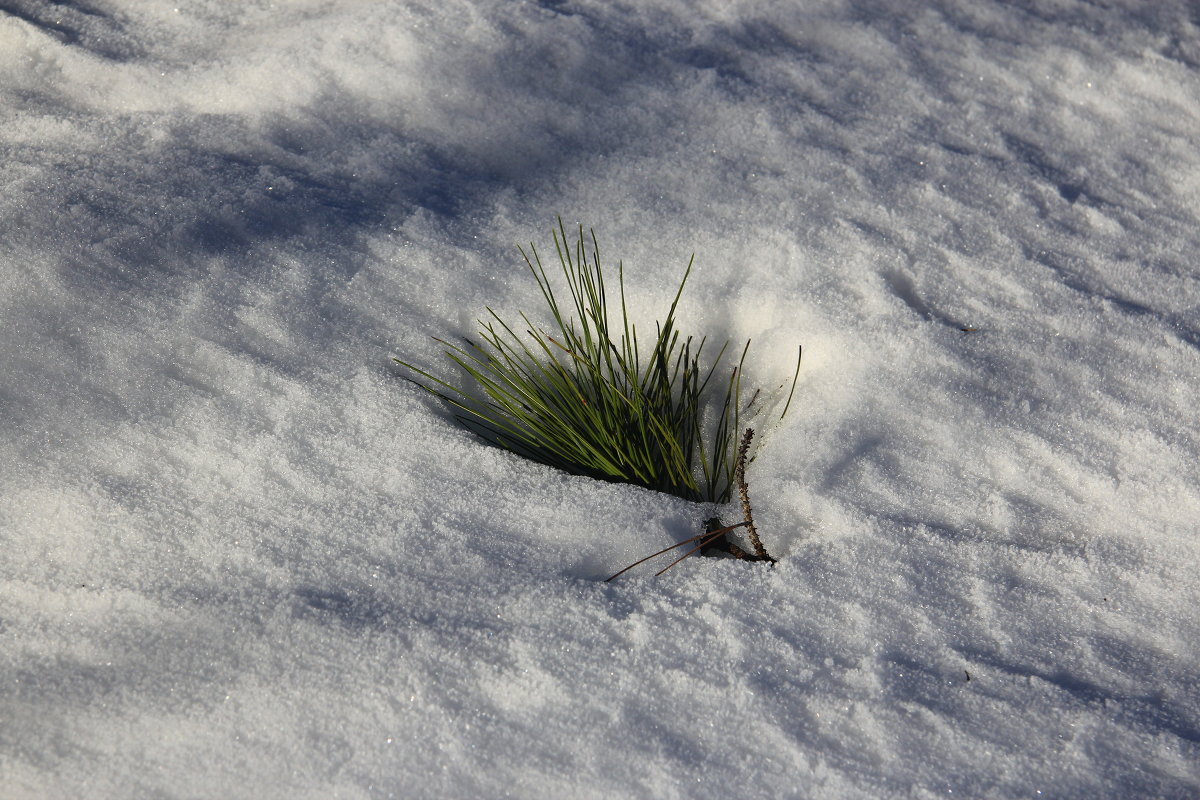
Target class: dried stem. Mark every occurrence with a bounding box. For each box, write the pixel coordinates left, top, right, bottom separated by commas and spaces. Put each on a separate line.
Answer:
653, 524, 747, 577
736, 427, 774, 562
603, 522, 748, 582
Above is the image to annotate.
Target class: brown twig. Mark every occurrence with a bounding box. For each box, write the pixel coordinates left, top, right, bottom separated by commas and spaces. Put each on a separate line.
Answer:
652, 524, 748, 577
736, 427, 775, 562
603, 522, 748, 582
699, 516, 749, 559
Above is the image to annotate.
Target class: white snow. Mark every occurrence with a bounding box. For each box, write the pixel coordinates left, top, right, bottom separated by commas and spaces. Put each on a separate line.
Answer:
2, 0, 1199, 797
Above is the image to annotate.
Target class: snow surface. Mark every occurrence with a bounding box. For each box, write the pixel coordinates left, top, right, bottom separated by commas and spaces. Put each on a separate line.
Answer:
2, 0, 1199, 797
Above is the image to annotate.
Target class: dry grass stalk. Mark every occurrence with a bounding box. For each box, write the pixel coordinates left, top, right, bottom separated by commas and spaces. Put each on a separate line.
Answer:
736, 427, 774, 562
603, 521, 749, 582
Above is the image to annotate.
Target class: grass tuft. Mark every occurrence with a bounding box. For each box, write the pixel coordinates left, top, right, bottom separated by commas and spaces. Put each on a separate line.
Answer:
394, 219, 800, 504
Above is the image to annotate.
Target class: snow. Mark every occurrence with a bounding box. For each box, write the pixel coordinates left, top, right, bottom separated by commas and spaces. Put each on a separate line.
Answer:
2, 0, 1199, 797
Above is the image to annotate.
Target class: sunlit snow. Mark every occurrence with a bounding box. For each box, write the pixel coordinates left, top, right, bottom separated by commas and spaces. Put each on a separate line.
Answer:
2, 1, 1199, 797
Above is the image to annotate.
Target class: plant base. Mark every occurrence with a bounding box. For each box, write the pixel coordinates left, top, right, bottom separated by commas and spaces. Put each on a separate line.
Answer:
699, 516, 776, 563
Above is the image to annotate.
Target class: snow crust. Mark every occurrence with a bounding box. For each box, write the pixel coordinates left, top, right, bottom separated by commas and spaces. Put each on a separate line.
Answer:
2, 1, 1199, 797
